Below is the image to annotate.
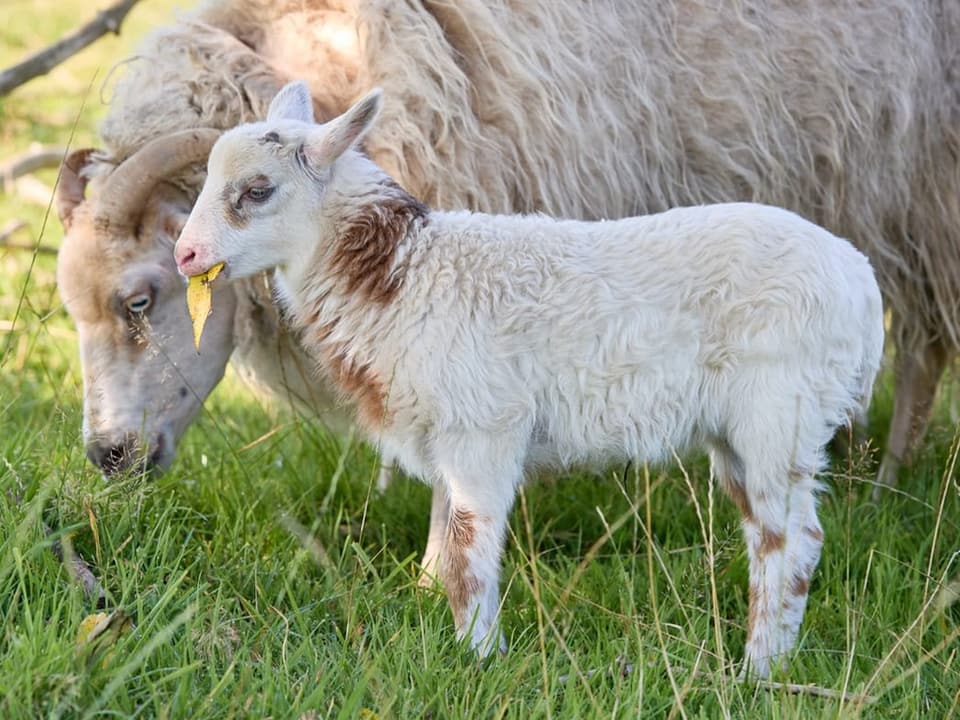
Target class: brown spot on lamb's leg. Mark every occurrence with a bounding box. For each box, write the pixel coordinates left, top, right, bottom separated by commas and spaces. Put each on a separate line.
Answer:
441, 507, 481, 628
758, 526, 786, 557
438, 500, 510, 657
742, 517, 789, 680
713, 438, 799, 678
876, 333, 951, 497
433, 431, 525, 657
419, 481, 451, 588
740, 466, 823, 680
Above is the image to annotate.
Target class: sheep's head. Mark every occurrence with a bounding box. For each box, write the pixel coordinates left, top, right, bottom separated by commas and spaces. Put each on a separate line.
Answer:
175, 82, 383, 280
56, 131, 238, 477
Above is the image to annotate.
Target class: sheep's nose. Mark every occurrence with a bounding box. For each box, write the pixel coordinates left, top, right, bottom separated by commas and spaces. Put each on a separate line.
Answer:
174, 244, 197, 274
85, 435, 151, 477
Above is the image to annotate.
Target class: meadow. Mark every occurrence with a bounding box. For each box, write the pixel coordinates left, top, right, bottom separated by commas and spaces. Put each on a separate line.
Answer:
1, 1, 958, 717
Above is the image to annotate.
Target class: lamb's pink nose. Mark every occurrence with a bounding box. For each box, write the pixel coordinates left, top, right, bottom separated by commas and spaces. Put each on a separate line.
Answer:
175, 245, 195, 269
175, 242, 207, 277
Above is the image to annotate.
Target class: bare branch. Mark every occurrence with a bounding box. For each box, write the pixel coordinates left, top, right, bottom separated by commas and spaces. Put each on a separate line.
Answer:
0, 146, 67, 193
0, 145, 66, 208
0, 220, 57, 255
556, 659, 879, 705
0, 220, 28, 243
0, 0, 144, 96
44, 523, 106, 607
12, 176, 56, 206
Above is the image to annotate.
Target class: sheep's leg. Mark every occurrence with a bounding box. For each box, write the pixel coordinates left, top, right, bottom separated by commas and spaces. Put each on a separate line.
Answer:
375, 464, 394, 493
712, 436, 823, 679
876, 335, 950, 496
740, 474, 823, 679
432, 431, 526, 656
418, 481, 451, 588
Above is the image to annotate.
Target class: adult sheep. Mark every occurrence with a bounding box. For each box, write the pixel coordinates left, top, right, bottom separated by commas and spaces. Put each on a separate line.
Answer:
57, 0, 960, 496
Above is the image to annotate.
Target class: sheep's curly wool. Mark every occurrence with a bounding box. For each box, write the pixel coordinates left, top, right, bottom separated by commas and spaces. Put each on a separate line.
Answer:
96, 0, 960, 353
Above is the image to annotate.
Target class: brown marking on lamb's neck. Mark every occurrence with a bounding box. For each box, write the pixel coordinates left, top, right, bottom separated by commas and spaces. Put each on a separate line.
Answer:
316, 328, 391, 429
291, 178, 423, 426
804, 525, 824, 543
444, 507, 481, 627
329, 355, 386, 427
331, 179, 428, 304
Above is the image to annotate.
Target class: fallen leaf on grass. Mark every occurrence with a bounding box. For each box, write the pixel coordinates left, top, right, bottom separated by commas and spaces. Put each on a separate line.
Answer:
76, 608, 134, 669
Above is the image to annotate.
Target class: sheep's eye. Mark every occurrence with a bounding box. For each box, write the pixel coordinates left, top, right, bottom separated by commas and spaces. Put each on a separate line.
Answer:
242, 185, 275, 203
125, 293, 152, 314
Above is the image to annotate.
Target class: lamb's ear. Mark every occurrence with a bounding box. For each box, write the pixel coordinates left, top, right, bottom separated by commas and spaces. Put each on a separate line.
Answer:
303, 88, 383, 167
266, 81, 315, 123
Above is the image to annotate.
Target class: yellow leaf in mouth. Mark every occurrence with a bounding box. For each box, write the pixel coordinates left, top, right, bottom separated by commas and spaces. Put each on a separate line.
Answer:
187, 262, 225, 350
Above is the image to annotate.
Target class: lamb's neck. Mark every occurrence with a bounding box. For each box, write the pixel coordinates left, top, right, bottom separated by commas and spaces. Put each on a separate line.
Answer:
278, 158, 430, 347
268, 160, 429, 430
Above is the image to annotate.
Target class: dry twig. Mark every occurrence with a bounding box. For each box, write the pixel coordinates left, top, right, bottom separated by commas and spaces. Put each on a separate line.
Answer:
0, 220, 57, 255
556, 658, 879, 706
0, 220, 28, 243
44, 522, 106, 607
0, 145, 67, 192
0, 0, 144, 96
11, 176, 56, 207
746, 677, 877, 705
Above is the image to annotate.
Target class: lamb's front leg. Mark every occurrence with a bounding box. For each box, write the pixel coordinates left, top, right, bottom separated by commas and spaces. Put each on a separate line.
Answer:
432, 431, 526, 656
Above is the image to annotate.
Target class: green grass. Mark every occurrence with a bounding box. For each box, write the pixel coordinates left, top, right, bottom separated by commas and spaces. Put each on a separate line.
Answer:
2, 3, 959, 718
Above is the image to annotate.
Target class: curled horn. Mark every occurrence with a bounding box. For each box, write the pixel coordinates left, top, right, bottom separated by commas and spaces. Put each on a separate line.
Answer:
56, 148, 97, 231
96, 128, 221, 231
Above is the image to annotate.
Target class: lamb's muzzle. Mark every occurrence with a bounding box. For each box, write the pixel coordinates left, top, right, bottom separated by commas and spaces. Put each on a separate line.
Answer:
175, 82, 885, 678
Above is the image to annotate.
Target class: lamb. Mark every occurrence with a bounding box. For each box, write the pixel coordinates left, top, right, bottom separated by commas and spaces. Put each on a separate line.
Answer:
173, 82, 885, 677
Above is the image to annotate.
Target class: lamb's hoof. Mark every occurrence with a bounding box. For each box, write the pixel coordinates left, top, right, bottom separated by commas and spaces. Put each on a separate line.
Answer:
475, 631, 508, 663
737, 653, 785, 682
416, 567, 442, 590
737, 662, 765, 683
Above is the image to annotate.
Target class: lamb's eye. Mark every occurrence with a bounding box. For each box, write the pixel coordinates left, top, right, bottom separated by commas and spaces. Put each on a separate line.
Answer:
243, 185, 275, 203
125, 293, 152, 314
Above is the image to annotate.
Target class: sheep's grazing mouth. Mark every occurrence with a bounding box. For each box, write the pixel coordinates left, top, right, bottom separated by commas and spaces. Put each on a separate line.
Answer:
86, 432, 167, 478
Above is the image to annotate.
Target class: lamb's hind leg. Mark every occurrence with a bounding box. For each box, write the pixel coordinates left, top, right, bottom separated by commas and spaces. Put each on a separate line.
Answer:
713, 434, 823, 679
739, 474, 823, 678
876, 331, 951, 497
418, 480, 451, 588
